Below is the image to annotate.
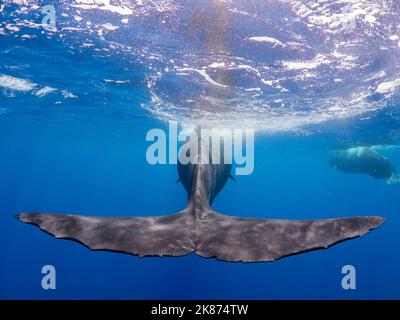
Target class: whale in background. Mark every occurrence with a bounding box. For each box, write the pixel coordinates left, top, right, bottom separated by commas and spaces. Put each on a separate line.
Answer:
16, 133, 384, 262
330, 146, 400, 185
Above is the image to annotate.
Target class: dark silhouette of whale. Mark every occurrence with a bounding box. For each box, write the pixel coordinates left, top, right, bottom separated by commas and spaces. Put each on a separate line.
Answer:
17, 134, 384, 262
330, 146, 399, 185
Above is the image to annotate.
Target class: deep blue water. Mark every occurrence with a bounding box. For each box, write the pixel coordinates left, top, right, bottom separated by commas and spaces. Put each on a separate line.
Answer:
1, 0, 400, 299
1, 117, 399, 299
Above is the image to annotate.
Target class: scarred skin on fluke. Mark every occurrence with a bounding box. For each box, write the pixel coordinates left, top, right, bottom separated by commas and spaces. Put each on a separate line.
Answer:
16, 133, 384, 262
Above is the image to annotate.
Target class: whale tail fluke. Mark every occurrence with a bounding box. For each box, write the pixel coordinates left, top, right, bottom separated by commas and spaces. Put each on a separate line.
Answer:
195, 211, 384, 262
16, 211, 195, 257
16, 211, 384, 262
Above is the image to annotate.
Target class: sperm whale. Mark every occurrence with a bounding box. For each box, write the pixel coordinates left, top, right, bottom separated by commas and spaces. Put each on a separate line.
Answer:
330, 146, 400, 185
16, 133, 384, 262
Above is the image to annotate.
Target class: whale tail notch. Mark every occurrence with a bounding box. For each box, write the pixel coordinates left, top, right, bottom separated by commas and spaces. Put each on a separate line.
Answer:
16, 211, 384, 262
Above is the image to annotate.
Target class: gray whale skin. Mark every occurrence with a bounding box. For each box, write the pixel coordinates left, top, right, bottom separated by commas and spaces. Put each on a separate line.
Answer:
330, 146, 400, 185
16, 136, 384, 262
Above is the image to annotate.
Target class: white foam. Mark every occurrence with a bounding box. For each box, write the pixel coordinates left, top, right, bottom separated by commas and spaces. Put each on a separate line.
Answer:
82, 43, 95, 47
104, 79, 130, 84
0, 74, 61, 98
61, 90, 78, 99
376, 78, 400, 94
248, 36, 285, 47
72, 0, 134, 15
209, 62, 226, 69
178, 68, 228, 88
34, 86, 57, 97
0, 74, 37, 92
237, 64, 261, 76
5, 25, 20, 32
282, 54, 330, 70
102, 23, 119, 31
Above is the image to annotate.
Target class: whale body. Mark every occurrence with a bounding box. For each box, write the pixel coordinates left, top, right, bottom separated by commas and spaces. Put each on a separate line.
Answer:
17, 133, 384, 262
330, 146, 399, 185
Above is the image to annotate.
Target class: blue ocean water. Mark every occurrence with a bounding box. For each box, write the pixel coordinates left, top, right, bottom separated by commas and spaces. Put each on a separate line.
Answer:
1, 0, 400, 299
